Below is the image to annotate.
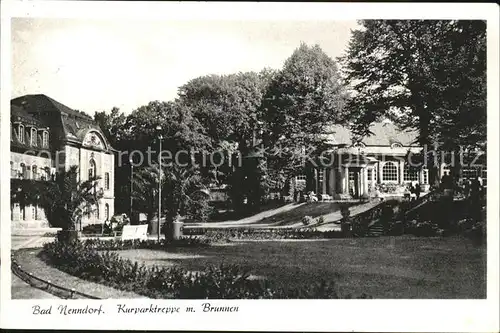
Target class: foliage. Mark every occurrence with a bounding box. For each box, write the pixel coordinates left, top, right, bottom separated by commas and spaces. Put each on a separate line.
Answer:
11, 166, 102, 230
190, 228, 345, 241
301, 215, 315, 226
42, 239, 367, 299
262, 43, 347, 179
341, 20, 486, 184
81, 237, 211, 251
94, 107, 127, 149
81, 224, 113, 236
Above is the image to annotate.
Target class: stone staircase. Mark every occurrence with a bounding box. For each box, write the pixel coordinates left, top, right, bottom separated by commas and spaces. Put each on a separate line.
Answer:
366, 222, 385, 237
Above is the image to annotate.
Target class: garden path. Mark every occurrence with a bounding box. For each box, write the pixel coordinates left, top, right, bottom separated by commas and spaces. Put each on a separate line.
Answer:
11, 272, 60, 299
189, 202, 306, 227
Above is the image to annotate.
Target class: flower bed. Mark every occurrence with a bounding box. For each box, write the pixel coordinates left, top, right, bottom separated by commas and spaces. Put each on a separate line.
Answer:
82, 236, 211, 251
188, 228, 345, 241
41, 239, 370, 299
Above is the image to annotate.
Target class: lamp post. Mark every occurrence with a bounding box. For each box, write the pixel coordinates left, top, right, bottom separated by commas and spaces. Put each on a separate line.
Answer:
129, 157, 134, 223
156, 125, 163, 241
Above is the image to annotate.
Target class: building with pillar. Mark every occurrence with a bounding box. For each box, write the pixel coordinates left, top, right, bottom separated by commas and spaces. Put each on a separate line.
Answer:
10, 94, 115, 232
292, 119, 486, 200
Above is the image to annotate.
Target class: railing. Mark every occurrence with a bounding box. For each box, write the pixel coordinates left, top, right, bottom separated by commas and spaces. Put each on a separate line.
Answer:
11, 255, 101, 300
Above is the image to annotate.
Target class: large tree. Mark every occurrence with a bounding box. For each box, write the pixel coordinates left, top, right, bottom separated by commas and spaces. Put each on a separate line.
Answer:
178, 70, 276, 211
341, 20, 486, 182
94, 107, 127, 149
261, 43, 347, 183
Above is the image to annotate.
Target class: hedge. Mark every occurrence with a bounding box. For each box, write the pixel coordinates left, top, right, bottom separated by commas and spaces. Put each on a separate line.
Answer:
41, 239, 371, 299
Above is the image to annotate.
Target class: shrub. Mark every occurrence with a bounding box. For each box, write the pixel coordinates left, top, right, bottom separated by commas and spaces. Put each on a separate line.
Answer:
316, 216, 325, 225
195, 228, 344, 241
41, 239, 369, 299
82, 236, 211, 251
301, 216, 314, 226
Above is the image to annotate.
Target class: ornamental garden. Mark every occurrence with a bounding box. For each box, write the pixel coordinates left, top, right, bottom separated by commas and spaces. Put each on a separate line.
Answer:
11, 20, 487, 299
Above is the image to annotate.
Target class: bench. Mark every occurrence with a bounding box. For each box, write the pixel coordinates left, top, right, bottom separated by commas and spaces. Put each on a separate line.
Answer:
120, 225, 148, 241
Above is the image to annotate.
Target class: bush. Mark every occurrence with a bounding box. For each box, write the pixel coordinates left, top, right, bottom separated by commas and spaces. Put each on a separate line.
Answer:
316, 216, 325, 225
41, 239, 369, 299
82, 237, 211, 251
81, 223, 112, 235
200, 228, 344, 241
301, 215, 314, 226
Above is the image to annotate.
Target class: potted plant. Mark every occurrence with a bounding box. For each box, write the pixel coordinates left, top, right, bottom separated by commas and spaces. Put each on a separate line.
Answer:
43, 166, 102, 243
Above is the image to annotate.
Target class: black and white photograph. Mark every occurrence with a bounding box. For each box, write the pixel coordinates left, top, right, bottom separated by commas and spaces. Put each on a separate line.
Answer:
1, 1, 498, 332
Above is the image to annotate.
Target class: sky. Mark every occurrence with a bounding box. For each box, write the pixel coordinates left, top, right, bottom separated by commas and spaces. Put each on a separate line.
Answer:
12, 18, 359, 115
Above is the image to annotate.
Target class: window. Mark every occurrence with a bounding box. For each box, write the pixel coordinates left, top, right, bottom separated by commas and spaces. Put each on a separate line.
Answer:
481, 168, 487, 186
32, 206, 36, 220
317, 170, 324, 183
382, 162, 398, 182
32, 165, 38, 180
295, 175, 306, 181
42, 131, 49, 148
367, 167, 377, 181
442, 164, 451, 176
96, 204, 100, 219
18, 125, 24, 143
31, 128, 37, 146
20, 163, 27, 179
462, 166, 479, 179
21, 207, 26, 221
403, 164, 419, 182
10, 161, 16, 178
88, 159, 96, 180
423, 169, 429, 184
105, 172, 110, 190
105, 203, 110, 220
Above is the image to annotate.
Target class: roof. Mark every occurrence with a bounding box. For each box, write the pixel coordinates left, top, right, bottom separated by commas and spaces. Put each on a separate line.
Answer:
11, 104, 45, 127
11, 94, 93, 120
11, 94, 114, 152
324, 120, 419, 147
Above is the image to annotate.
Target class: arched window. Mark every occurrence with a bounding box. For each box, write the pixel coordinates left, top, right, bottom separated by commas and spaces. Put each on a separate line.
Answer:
88, 159, 96, 180
382, 162, 398, 182
19, 125, 25, 143
32, 165, 38, 180
20, 163, 27, 179
42, 131, 49, 148
31, 128, 37, 146
105, 172, 110, 190
105, 203, 110, 220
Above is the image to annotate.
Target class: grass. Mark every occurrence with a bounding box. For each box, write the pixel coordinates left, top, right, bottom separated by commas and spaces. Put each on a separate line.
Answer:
12, 248, 148, 299
253, 202, 350, 226
116, 236, 486, 299
11, 272, 59, 299
205, 201, 288, 223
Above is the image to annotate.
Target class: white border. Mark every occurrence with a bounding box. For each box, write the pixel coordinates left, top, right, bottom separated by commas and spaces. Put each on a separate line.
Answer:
1, 2, 499, 332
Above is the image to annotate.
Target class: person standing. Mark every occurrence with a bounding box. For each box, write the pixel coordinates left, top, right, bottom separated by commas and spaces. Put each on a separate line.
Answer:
415, 183, 421, 200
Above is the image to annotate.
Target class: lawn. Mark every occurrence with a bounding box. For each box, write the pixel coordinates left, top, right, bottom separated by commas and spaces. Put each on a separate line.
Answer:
116, 236, 486, 299
252, 202, 349, 226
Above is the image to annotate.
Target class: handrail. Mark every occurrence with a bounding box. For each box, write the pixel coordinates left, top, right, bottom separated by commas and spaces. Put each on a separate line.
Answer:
11, 255, 101, 300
